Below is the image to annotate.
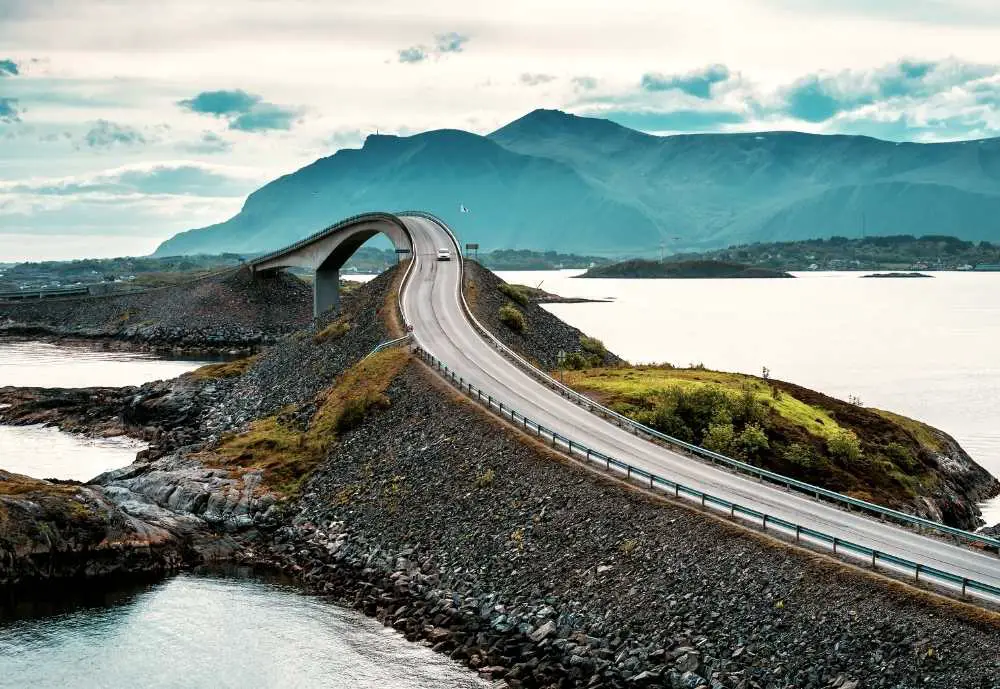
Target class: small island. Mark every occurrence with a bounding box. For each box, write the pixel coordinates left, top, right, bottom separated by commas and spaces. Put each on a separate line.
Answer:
577, 259, 794, 279
862, 272, 933, 279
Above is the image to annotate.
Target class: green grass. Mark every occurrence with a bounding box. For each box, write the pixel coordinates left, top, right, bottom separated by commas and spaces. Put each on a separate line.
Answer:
873, 409, 944, 452
211, 349, 409, 496
313, 318, 352, 344
499, 283, 530, 307
564, 367, 843, 441
189, 355, 259, 380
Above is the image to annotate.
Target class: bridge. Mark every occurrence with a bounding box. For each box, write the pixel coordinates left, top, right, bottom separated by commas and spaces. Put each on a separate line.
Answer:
254, 211, 1000, 605
249, 212, 413, 317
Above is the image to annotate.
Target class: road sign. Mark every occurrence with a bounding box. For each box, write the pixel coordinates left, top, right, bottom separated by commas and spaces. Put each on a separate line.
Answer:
395, 248, 412, 254
465, 243, 479, 250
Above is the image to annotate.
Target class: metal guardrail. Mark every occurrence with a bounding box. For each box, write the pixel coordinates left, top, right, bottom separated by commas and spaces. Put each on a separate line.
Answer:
400, 212, 1000, 554
363, 334, 412, 359
414, 346, 1000, 604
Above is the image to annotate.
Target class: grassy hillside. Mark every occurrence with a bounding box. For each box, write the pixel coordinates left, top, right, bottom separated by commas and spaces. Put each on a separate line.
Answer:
562, 365, 976, 514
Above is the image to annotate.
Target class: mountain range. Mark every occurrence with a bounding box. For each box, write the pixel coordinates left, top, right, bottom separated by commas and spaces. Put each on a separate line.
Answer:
154, 109, 1000, 257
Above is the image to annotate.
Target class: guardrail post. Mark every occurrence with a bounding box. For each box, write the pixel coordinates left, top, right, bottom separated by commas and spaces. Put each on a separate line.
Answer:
872, 550, 877, 568
762, 514, 768, 531
701, 493, 706, 507
674, 484, 679, 498
832, 537, 838, 554
915, 563, 921, 582
795, 524, 800, 542
962, 578, 968, 597
730, 503, 735, 518
586, 448, 590, 462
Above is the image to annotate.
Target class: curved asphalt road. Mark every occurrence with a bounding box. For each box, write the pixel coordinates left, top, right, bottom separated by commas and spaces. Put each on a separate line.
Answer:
398, 214, 1000, 599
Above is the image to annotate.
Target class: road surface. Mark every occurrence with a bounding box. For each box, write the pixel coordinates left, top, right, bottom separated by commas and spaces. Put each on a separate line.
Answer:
398, 214, 1000, 599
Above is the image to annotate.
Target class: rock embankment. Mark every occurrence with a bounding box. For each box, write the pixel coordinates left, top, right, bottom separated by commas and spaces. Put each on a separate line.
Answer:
0, 267, 312, 351
259, 364, 1000, 689
464, 260, 620, 369
0, 268, 400, 584
3, 260, 1000, 687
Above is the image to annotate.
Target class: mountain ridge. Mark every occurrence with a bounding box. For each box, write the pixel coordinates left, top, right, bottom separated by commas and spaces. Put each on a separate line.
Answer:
154, 109, 1000, 257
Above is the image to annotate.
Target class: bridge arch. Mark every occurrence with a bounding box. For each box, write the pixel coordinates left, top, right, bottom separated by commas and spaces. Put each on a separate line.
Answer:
249, 212, 412, 317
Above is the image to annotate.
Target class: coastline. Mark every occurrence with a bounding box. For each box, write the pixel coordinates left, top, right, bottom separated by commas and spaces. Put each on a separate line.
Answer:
2, 264, 999, 687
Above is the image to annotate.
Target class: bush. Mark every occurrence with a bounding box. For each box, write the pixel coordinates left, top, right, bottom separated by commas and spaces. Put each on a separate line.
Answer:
499, 283, 530, 307
784, 442, 815, 468
884, 441, 919, 473
579, 336, 607, 359
702, 422, 735, 455
313, 319, 351, 344
499, 302, 526, 332
827, 429, 863, 464
737, 422, 770, 460
474, 468, 495, 489
563, 352, 591, 370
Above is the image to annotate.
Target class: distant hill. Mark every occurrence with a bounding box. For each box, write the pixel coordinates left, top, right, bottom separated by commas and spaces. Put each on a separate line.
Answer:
155, 109, 1000, 257
667, 233, 1000, 271
578, 259, 792, 279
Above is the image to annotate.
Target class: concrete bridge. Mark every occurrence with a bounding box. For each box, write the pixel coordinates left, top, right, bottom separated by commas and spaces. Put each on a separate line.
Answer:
249, 212, 413, 317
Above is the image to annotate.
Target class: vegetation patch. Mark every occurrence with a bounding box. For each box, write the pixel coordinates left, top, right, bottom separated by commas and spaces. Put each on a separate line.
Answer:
212, 349, 409, 496
563, 365, 949, 510
189, 355, 259, 380
313, 318, 352, 344
499, 302, 527, 333
499, 283, 531, 307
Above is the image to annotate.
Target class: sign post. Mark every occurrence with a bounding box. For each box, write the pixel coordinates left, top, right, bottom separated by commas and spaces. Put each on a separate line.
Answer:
556, 349, 567, 384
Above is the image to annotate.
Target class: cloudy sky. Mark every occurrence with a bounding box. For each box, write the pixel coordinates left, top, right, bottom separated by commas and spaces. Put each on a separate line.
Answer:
2, 0, 1000, 261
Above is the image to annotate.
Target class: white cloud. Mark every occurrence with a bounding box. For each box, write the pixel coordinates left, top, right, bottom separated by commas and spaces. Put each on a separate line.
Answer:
1, 0, 999, 258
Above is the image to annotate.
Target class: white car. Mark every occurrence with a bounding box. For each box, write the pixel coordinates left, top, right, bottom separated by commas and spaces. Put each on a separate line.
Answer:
436, 248, 452, 261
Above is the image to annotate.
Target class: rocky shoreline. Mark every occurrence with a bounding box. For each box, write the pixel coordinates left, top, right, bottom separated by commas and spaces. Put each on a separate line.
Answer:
2, 263, 1000, 687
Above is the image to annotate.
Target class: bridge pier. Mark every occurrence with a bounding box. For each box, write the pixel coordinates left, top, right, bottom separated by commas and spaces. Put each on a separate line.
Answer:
314, 266, 340, 317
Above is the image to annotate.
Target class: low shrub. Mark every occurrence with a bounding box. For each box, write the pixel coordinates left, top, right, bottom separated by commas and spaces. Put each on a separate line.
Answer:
499, 302, 526, 333
499, 283, 530, 307
783, 442, 816, 468
737, 422, 770, 460
579, 336, 607, 358
474, 468, 496, 489
702, 421, 735, 455
314, 319, 351, 344
828, 429, 863, 464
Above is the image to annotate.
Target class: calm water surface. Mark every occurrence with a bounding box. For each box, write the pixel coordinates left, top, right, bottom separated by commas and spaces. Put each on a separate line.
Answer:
0, 339, 212, 480
0, 569, 487, 689
0, 339, 216, 388
497, 270, 1000, 526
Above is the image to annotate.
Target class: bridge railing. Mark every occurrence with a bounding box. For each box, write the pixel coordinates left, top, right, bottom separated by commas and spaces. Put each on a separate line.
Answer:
250, 212, 410, 270
413, 346, 1000, 605
401, 211, 1000, 554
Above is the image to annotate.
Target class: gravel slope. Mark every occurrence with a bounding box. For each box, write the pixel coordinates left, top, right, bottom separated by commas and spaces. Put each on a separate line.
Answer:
272, 364, 1000, 689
